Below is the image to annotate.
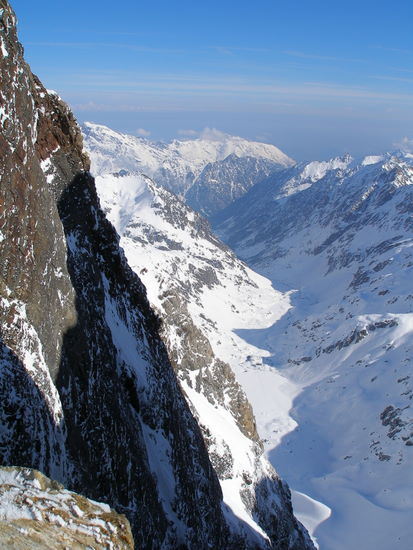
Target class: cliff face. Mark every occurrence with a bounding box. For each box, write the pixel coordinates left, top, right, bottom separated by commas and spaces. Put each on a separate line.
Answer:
0, 2, 88, 378
94, 170, 314, 549
0, 2, 314, 549
0, 0, 82, 481
0, 2, 232, 547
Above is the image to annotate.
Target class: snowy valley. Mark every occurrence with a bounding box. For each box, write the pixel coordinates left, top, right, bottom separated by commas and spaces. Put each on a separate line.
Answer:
1, 0, 412, 547
85, 125, 413, 550
214, 153, 413, 550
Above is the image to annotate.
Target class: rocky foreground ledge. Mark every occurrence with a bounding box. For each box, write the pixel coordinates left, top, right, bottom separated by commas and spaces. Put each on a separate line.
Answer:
0, 467, 134, 549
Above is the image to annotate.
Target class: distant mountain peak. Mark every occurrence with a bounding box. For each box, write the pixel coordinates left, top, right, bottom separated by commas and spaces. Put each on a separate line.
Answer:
83, 122, 295, 215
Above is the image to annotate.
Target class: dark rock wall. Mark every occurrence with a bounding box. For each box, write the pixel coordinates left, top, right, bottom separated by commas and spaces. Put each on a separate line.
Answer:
0, 2, 315, 548
0, 3, 233, 547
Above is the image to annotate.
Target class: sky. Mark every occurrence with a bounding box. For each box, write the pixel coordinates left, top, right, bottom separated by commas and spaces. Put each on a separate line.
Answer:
12, 0, 413, 160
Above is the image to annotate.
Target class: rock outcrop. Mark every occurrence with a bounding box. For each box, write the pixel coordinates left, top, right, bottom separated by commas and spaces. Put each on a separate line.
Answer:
0, 466, 134, 550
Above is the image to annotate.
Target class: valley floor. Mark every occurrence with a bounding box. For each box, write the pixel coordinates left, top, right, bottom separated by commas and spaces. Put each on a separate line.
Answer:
233, 339, 331, 550
231, 279, 413, 550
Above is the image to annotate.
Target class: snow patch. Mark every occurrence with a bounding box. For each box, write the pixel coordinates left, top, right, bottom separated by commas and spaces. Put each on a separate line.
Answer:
362, 155, 384, 166
0, 36, 8, 57
291, 491, 331, 549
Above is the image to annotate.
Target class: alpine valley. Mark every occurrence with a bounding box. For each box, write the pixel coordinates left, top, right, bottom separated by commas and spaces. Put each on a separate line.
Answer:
83, 124, 413, 550
1, 1, 412, 550
213, 154, 413, 550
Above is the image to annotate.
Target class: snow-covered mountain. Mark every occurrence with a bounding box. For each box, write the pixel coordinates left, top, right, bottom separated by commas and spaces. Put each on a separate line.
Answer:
95, 168, 313, 548
0, 2, 313, 549
83, 122, 294, 215
214, 153, 413, 550
185, 153, 285, 216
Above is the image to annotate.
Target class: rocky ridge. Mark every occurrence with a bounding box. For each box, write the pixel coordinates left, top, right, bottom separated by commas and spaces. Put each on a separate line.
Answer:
0, 3, 262, 548
94, 168, 313, 549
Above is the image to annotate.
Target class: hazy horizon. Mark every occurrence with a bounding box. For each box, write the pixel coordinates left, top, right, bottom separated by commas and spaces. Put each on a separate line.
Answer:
13, 0, 413, 161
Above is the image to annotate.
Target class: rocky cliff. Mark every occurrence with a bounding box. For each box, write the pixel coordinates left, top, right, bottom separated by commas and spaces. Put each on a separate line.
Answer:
0, 2, 314, 548
0, 2, 232, 547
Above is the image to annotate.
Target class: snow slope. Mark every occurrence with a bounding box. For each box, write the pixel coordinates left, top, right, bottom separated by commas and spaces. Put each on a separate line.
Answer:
215, 153, 413, 550
83, 122, 294, 214
95, 169, 313, 549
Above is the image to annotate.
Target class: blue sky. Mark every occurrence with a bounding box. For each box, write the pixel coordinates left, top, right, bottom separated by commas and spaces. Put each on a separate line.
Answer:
13, 0, 413, 160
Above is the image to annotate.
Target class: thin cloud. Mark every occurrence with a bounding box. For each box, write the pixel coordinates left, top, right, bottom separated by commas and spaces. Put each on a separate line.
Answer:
370, 75, 413, 83
213, 45, 272, 55
177, 129, 199, 136
255, 134, 271, 142
199, 128, 229, 141
72, 73, 413, 103
87, 30, 158, 38
394, 137, 413, 153
70, 101, 189, 113
26, 41, 186, 54
283, 50, 365, 63
136, 128, 151, 137
371, 45, 413, 55
379, 66, 413, 75
71, 100, 109, 111
395, 67, 413, 74
66, 72, 413, 117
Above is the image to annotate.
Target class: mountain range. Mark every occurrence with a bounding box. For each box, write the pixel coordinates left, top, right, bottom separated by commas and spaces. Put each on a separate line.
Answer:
1, 1, 412, 548
85, 125, 413, 550
83, 122, 294, 216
